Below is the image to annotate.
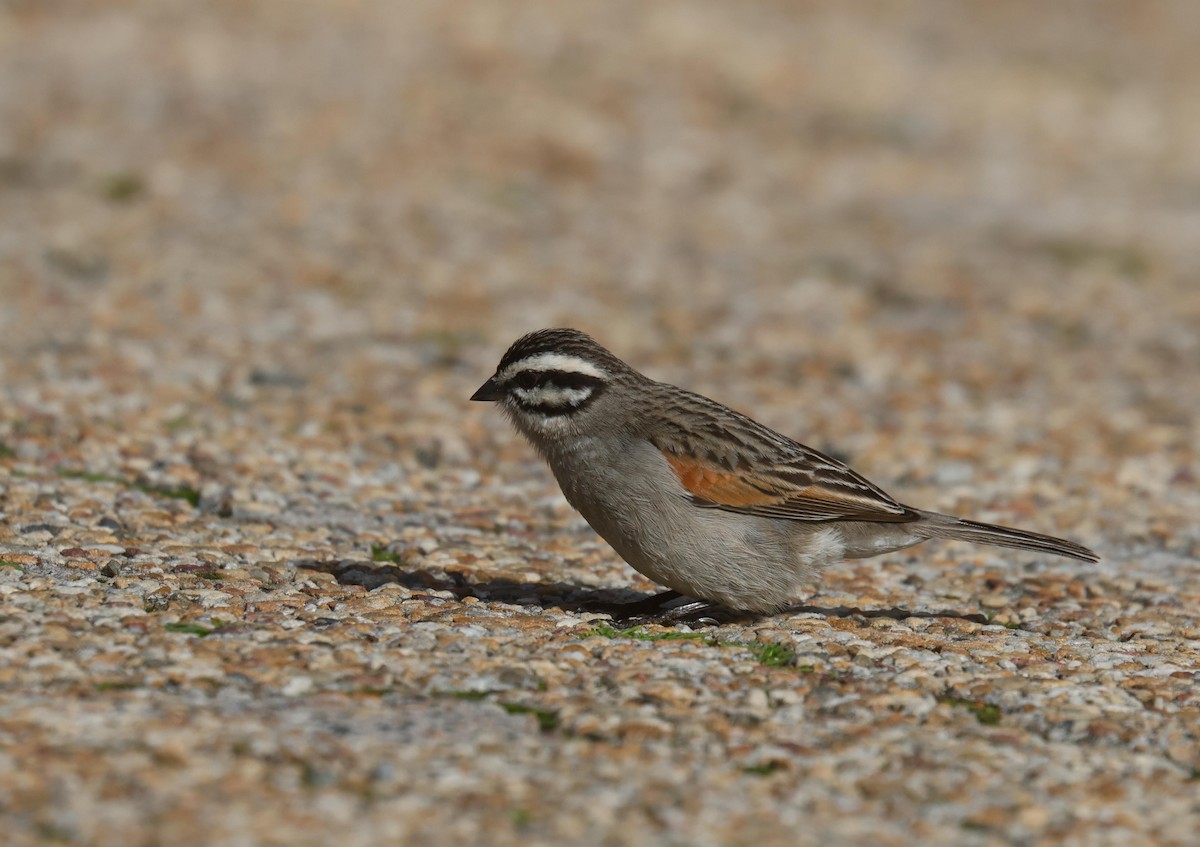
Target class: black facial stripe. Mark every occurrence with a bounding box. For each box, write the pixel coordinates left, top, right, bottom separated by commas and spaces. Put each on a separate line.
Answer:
508, 370, 605, 392
521, 402, 584, 418
507, 371, 606, 416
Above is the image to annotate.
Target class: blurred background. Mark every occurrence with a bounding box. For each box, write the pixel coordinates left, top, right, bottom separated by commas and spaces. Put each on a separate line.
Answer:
1, 0, 1198, 541
3, 4, 1200, 845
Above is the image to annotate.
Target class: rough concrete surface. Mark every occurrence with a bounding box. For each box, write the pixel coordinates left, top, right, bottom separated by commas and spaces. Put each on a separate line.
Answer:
1, 2, 1198, 845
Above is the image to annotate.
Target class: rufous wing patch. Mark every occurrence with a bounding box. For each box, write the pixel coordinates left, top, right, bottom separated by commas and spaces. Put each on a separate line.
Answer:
659, 448, 915, 522
661, 453, 781, 507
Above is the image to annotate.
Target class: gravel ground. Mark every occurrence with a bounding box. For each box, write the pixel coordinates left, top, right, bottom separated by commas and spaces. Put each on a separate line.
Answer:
2, 2, 1199, 845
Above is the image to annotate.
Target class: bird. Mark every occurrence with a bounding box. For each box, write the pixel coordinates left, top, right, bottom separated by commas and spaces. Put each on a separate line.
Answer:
470, 328, 1098, 615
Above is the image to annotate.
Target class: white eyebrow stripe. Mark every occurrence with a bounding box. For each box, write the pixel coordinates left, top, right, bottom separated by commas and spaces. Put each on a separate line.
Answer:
499, 352, 608, 381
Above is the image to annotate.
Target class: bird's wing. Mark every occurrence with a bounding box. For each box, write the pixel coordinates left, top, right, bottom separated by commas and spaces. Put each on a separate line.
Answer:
647, 384, 919, 524
655, 445, 918, 524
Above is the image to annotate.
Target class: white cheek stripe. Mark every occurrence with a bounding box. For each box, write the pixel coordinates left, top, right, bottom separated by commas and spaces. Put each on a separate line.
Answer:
498, 353, 608, 382
512, 385, 593, 408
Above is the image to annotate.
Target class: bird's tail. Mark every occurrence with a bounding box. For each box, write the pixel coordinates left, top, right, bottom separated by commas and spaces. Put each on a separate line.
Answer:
914, 510, 1099, 563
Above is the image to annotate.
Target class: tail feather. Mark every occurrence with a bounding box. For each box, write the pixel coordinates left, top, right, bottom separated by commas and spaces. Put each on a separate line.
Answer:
915, 510, 1099, 563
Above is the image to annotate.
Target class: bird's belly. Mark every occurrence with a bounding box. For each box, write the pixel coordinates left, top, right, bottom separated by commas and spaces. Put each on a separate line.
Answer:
544, 437, 828, 611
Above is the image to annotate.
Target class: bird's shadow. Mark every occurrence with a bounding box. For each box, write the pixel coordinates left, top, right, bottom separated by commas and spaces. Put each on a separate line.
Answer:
293, 559, 990, 626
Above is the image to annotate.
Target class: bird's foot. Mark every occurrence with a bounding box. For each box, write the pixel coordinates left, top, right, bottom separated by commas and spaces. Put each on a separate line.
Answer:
614, 599, 762, 629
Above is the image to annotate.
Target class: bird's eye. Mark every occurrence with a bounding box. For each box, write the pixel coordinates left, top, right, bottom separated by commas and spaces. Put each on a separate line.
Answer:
513, 371, 543, 390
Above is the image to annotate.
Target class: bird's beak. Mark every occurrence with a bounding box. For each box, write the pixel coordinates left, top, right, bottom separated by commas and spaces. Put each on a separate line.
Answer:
470, 376, 503, 401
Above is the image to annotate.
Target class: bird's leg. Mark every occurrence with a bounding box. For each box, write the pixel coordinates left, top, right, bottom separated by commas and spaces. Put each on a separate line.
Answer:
591, 589, 685, 617
615, 598, 764, 628
655, 599, 720, 621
